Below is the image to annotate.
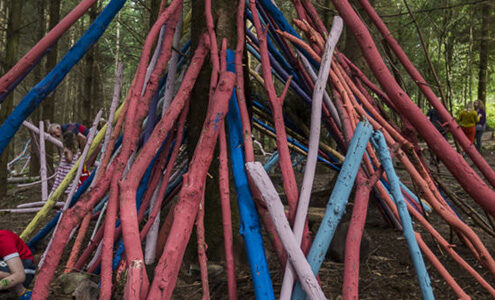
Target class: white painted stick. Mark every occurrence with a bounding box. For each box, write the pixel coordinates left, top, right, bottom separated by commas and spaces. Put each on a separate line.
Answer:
0, 204, 64, 213
17, 173, 55, 188
299, 53, 341, 129
280, 17, 343, 300
144, 176, 164, 264
91, 62, 123, 187
246, 162, 326, 300
161, 8, 183, 117
39, 122, 48, 202
20, 157, 31, 174
39, 110, 103, 268
90, 201, 108, 241
17, 201, 64, 208
22, 121, 64, 149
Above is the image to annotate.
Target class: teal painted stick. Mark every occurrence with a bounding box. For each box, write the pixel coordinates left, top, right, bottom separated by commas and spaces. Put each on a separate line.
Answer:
292, 121, 373, 300
371, 130, 434, 300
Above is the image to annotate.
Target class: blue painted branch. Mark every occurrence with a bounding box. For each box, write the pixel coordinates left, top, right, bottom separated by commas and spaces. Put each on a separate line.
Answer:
371, 130, 434, 300
292, 121, 373, 300
0, 0, 126, 155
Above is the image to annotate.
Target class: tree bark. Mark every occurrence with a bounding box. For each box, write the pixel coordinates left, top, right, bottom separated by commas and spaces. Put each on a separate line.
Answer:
477, 1, 491, 106
42, 0, 61, 170
82, 1, 98, 126
189, 0, 238, 261
0, 0, 24, 200
30, 0, 46, 176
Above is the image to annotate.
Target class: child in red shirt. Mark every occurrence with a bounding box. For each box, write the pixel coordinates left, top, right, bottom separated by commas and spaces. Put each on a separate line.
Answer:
0, 230, 35, 299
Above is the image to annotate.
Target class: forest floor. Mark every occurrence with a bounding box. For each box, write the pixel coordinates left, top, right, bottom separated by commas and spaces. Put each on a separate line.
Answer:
1, 136, 495, 299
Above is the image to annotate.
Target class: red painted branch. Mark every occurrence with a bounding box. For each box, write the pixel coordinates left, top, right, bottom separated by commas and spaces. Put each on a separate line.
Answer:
0, 0, 98, 94
219, 122, 238, 299
250, 0, 299, 225
332, 0, 495, 216
147, 70, 235, 299
196, 192, 210, 299
358, 0, 495, 190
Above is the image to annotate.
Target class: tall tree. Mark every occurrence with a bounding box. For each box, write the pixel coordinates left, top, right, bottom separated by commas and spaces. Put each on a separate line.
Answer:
477, 1, 492, 106
0, 0, 24, 199
82, 1, 98, 126
189, 0, 238, 261
42, 0, 61, 170
29, 0, 47, 176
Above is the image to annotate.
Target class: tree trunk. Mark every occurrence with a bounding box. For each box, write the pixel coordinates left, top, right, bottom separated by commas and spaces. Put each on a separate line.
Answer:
0, 0, 24, 200
30, 0, 46, 176
477, 1, 491, 106
42, 0, 60, 170
189, 0, 238, 262
82, 1, 98, 126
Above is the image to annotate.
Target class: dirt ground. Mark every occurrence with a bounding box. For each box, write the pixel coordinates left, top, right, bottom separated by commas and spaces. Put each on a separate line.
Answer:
1, 138, 495, 299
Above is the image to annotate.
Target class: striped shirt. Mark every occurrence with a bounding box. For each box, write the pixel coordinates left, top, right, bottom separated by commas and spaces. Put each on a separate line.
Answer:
50, 152, 80, 195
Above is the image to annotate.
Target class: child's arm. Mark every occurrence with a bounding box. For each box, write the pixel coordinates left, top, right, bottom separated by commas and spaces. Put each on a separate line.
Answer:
0, 256, 26, 290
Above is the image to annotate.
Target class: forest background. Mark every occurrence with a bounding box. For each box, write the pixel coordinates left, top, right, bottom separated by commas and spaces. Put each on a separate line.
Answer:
0, 0, 493, 193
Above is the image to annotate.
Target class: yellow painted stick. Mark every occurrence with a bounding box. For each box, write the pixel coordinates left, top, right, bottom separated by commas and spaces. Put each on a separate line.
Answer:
20, 102, 125, 240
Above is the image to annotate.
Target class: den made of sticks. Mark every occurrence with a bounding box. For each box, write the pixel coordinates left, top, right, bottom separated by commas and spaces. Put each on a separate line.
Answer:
0, 0, 494, 299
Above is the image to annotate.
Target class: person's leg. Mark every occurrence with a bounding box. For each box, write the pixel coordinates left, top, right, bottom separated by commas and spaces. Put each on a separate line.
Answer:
0, 261, 27, 296
475, 129, 482, 151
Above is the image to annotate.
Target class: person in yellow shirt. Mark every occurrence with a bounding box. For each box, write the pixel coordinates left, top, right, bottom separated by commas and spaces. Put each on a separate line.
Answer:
457, 102, 479, 143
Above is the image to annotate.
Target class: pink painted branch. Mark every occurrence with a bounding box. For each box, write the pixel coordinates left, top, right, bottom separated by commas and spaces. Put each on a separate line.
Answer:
280, 17, 342, 300
246, 162, 326, 300
205, 0, 219, 98
250, 0, 299, 225
234, 0, 255, 163
196, 191, 210, 299
147, 70, 235, 299
39, 121, 48, 202
219, 121, 238, 299
113, 6, 181, 298
64, 213, 92, 272
32, 161, 117, 299
22, 121, 63, 149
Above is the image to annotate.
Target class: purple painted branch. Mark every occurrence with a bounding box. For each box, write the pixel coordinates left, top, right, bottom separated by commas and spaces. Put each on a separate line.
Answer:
246, 162, 326, 300
299, 52, 341, 128
144, 177, 164, 264
22, 121, 63, 149
92, 62, 123, 187
161, 9, 183, 117
39, 121, 48, 202
280, 17, 343, 300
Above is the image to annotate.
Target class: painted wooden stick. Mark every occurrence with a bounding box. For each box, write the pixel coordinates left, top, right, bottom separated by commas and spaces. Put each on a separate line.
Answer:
250, 0, 300, 226
22, 121, 63, 149
371, 130, 434, 300
39, 121, 48, 202
196, 191, 210, 299
332, 0, 495, 216
280, 17, 342, 300
218, 121, 237, 299
144, 177, 164, 264
161, 5, 183, 117
39, 110, 103, 269
92, 62, 123, 187
292, 121, 373, 300
246, 162, 326, 300
0, 0, 98, 97
147, 70, 235, 299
